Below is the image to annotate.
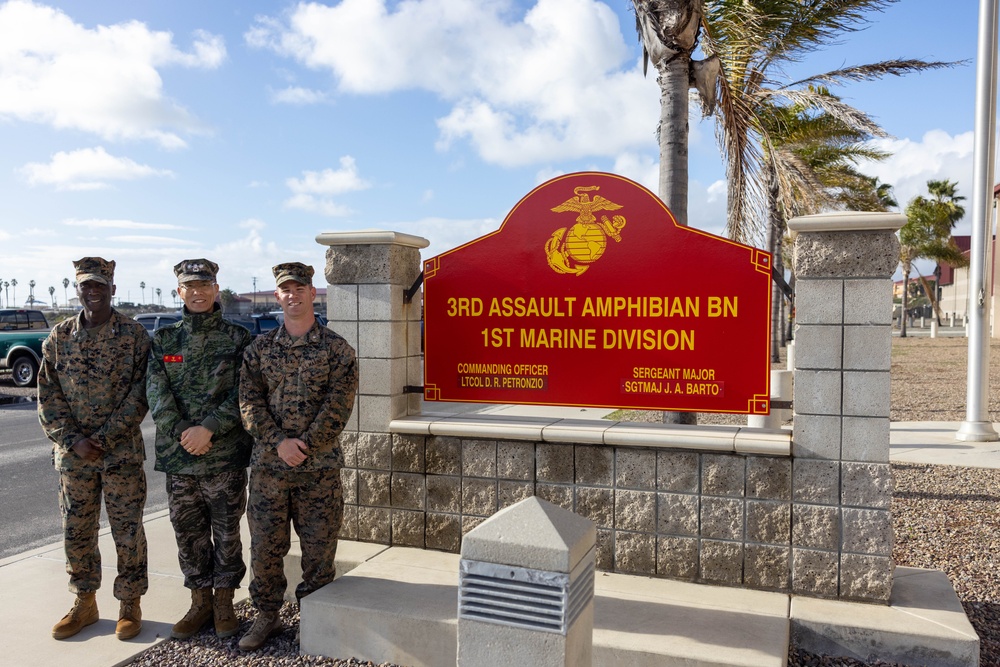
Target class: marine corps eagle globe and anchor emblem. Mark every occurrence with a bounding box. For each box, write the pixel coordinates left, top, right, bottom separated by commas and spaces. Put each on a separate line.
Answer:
544, 185, 627, 275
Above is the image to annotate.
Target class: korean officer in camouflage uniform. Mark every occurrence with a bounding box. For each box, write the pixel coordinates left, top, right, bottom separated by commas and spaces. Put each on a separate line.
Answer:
147, 259, 254, 640
238, 262, 358, 651
38, 257, 150, 641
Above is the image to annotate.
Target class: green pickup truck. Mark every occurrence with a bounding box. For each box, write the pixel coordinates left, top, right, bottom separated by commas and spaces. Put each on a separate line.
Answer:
0, 309, 50, 387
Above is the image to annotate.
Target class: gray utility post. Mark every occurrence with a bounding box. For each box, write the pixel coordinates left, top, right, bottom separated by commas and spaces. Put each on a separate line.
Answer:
789, 210, 903, 602
958, 0, 1000, 442
457, 497, 596, 666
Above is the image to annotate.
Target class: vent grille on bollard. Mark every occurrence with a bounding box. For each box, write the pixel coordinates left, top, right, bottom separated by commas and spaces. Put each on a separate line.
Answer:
458, 555, 595, 635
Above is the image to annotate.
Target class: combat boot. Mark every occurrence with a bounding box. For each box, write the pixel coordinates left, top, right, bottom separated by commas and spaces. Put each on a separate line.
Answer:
171, 588, 213, 639
213, 588, 239, 638
52, 591, 99, 640
238, 610, 282, 651
115, 598, 142, 640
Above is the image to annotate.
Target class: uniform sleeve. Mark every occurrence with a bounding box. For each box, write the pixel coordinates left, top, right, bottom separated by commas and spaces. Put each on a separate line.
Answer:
146, 330, 187, 439
301, 338, 358, 449
93, 326, 151, 449
202, 327, 253, 437
239, 341, 285, 448
37, 330, 85, 450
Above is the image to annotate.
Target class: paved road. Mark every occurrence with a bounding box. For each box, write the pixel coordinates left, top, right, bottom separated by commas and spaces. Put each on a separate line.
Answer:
0, 403, 167, 560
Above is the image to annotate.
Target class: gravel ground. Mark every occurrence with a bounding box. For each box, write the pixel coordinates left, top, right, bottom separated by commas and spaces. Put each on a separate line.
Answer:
7, 338, 999, 666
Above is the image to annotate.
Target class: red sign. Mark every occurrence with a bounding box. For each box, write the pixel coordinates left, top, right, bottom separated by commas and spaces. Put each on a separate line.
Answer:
423, 172, 772, 414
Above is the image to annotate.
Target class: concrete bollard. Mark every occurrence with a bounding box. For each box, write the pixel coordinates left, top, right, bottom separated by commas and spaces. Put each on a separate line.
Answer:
747, 370, 792, 428
920, 316, 925, 329
931, 319, 938, 338
950, 313, 955, 327
786, 340, 795, 371
457, 497, 596, 667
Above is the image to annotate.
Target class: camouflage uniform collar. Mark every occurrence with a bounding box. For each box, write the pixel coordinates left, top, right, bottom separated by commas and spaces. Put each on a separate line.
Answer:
182, 303, 222, 333
71, 308, 125, 339
276, 320, 322, 347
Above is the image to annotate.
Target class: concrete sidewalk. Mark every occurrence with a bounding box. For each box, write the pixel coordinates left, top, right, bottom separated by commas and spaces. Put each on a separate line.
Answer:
1, 420, 992, 667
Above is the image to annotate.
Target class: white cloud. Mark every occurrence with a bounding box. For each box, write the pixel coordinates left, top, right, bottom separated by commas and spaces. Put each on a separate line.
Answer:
0, 0, 224, 148
247, 0, 660, 166
108, 235, 199, 245
63, 217, 185, 230
239, 218, 266, 230
284, 192, 353, 217
859, 130, 975, 230
270, 86, 327, 105
20, 147, 173, 190
284, 156, 370, 216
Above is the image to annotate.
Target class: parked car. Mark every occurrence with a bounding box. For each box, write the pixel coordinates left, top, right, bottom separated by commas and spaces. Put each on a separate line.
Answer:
0, 309, 50, 387
134, 312, 183, 336
222, 313, 280, 337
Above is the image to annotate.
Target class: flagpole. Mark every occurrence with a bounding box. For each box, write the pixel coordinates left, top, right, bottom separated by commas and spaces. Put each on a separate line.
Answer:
957, 0, 1000, 441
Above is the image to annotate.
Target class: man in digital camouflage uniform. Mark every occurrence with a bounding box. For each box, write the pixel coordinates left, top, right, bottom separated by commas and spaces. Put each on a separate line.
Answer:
38, 257, 150, 641
237, 262, 358, 651
147, 259, 253, 640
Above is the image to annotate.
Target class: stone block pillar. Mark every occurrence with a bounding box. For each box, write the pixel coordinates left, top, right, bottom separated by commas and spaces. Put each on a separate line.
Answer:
458, 496, 596, 666
789, 211, 904, 603
317, 231, 429, 543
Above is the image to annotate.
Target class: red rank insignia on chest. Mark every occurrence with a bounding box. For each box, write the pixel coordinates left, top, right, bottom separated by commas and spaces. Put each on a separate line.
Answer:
163, 355, 183, 363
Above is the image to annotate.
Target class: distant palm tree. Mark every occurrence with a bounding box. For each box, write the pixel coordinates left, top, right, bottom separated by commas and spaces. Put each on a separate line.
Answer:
62, 278, 70, 307
28, 279, 35, 306
48, 285, 55, 307
171, 289, 178, 307
899, 179, 967, 336
140, 281, 146, 305
2, 281, 7, 308
156, 287, 162, 306
10, 278, 16, 305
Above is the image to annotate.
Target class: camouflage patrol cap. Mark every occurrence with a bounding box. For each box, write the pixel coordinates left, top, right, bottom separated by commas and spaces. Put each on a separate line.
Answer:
273, 262, 314, 286
73, 257, 115, 286
174, 258, 219, 283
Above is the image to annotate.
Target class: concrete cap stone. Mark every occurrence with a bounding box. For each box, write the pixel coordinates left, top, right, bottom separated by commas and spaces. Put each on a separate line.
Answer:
461, 496, 595, 573
788, 211, 906, 233
316, 230, 429, 249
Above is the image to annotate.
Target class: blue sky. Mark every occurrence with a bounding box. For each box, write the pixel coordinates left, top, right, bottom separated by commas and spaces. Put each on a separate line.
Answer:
0, 0, 983, 307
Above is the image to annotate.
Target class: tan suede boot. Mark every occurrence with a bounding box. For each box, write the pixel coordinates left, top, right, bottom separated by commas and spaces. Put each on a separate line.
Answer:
171, 588, 213, 639
115, 598, 142, 640
213, 588, 239, 638
237, 610, 281, 651
52, 592, 99, 640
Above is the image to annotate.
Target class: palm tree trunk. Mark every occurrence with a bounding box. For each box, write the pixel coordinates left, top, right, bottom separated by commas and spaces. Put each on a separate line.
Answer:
658, 56, 690, 227
764, 162, 785, 362
900, 262, 910, 337
915, 271, 944, 324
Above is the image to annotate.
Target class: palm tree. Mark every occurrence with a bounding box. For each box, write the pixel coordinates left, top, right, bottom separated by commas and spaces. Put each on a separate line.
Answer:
48, 285, 55, 307
899, 180, 967, 337
2, 281, 7, 308
62, 278, 70, 307
632, 0, 717, 226
140, 281, 146, 306
28, 279, 35, 306
156, 287, 162, 306
697, 0, 952, 244
171, 289, 178, 307
10, 278, 16, 306
758, 96, 892, 359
